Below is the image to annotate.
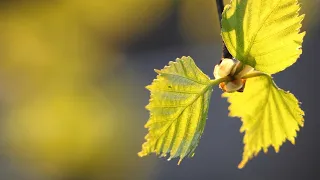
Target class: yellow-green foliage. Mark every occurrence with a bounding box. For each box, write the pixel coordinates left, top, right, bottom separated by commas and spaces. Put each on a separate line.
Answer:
139, 57, 213, 164
221, 0, 305, 168
221, 0, 305, 74
139, 0, 305, 169
223, 75, 304, 168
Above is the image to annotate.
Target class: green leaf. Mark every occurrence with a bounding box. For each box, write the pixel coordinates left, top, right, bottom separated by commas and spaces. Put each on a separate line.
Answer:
222, 74, 304, 169
221, 0, 305, 74
138, 56, 214, 164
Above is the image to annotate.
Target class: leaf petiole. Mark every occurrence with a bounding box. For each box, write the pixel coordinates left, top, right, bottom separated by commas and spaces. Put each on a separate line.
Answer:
210, 71, 270, 88
242, 71, 270, 79
209, 76, 231, 87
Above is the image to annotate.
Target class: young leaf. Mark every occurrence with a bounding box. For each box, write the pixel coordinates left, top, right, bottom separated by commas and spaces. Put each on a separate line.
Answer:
222, 74, 304, 169
221, 0, 305, 74
138, 56, 213, 164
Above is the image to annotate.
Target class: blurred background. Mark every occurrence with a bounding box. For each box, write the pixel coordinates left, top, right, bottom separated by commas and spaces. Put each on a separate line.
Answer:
0, 0, 319, 179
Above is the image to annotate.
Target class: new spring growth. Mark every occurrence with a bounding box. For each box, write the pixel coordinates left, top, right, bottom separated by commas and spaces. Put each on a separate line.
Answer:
214, 58, 253, 93
139, 0, 305, 169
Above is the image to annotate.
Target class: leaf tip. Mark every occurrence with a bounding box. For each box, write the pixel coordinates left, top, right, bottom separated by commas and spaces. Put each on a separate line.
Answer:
290, 138, 296, 145
263, 147, 268, 153
238, 158, 248, 169
239, 126, 245, 133
160, 153, 167, 158
145, 85, 152, 90
138, 151, 147, 157
154, 69, 161, 74
145, 104, 151, 110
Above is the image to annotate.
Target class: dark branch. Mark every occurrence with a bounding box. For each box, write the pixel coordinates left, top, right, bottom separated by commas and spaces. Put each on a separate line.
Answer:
215, 0, 233, 59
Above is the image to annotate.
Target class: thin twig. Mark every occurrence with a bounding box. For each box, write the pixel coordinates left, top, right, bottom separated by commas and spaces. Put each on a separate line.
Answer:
215, 0, 233, 59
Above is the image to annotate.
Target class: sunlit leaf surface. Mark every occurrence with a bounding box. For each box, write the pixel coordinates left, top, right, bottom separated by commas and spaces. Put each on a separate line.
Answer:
223, 75, 304, 168
139, 56, 213, 164
221, 0, 305, 74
